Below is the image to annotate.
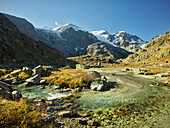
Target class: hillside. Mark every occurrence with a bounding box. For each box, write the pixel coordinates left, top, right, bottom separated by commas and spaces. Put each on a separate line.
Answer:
0, 13, 72, 69
125, 31, 170, 64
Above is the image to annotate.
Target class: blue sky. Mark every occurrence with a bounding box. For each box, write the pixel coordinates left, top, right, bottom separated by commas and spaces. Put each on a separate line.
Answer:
0, 0, 170, 41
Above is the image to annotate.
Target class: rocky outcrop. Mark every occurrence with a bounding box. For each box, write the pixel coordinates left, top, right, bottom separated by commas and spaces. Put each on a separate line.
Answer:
0, 81, 22, 100
90, 76, 114, 91
87, 42, 132, 60
125, 31, 170, 63
0, 13, 73, 69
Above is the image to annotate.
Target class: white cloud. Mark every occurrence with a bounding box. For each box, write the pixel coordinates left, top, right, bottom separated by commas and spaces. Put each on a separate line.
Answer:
55, 21, 59, 26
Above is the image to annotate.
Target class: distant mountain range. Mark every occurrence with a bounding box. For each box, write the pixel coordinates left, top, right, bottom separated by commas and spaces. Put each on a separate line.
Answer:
4, 13, 147, 57
91, 30, 147, 52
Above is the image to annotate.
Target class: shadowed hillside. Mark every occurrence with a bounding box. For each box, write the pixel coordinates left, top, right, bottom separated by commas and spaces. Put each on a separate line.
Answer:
0, 13, 74, 69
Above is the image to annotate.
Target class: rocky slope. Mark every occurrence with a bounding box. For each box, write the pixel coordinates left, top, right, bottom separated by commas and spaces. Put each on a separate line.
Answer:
87, 42, 131, 60
0, 13, 72, 69
91, 30, 147, 52
125, 31, 170, 63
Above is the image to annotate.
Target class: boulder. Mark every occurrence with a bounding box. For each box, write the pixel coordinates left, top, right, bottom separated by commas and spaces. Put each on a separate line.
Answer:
72, 87, 82, 93
87, 71, 101, 78
0, 81, 22, 100
32, 65, 43, 76
144, 72, 153, 75
58, 111, 77, 118
25, 74, 41, 86
22, 67, 32, 75
12, 79, 21, 85
12, 90, 22, 100
90, 80, 108, 91
76, 64, 88, 69
39, 79, 46, 84
78, 112, 91, 117
76, 118, 87, 125
10, 69, 21, 76
90, 79, 113, 91
87, 120, 95, 126
156, 73, 168, 77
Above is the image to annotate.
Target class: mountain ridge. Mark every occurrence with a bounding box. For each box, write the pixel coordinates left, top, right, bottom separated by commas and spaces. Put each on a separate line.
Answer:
4, 13, 147, 58
0, 13, 73, 69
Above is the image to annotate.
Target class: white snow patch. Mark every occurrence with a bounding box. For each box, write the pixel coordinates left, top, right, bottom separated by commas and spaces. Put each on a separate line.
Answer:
75, 47, 78, 51
91, 30, 115, 46
54, 23, 85, 32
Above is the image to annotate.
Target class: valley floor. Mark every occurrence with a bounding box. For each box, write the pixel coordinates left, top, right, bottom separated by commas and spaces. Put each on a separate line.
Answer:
0, 63, 170, 128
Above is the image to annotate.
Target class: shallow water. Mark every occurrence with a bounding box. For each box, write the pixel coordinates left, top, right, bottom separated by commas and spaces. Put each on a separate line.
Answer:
14, 85, 69, 100
76, 73, 166, 108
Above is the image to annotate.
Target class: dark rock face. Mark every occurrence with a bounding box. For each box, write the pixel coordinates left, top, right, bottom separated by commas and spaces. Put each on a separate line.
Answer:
0, 81, 22, 100
60, 27, 99, 56
0, 13, 73, 69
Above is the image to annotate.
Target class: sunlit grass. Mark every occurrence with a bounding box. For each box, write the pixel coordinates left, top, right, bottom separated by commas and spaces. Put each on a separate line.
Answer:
0, 98, 47, 127
42, 69, 96, 89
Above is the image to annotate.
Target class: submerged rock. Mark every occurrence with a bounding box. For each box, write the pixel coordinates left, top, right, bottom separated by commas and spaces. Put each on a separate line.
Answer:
58, 111, 77, 118
78, 112, 91, 117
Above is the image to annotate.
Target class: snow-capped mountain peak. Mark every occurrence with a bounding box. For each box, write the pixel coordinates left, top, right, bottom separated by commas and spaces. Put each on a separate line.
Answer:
91, 30, 147, 52
53, 23, 85, 32
91, 30, 109, 35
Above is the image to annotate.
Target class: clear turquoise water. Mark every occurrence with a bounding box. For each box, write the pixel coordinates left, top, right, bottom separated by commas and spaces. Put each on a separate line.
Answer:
14, 85, 69, 100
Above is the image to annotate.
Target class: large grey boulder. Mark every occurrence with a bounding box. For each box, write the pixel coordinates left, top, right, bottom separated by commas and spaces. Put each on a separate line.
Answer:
91, 80, 107, 91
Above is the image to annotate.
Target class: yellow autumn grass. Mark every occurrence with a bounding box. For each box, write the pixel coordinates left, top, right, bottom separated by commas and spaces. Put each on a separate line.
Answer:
0, 98, 46, 127
42, 69, 96, 89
